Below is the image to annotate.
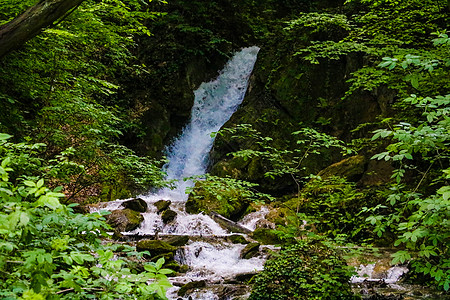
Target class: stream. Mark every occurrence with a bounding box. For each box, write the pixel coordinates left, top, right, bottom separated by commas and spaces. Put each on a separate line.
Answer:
93, 47, 448, 300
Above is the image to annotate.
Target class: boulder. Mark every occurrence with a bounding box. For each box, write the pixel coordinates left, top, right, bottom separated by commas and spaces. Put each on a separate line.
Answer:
317, 155, 367, 182
177, 280, 206, 297
105, 209, 143, 232
228, 234, 249, 244
240, 242, 260, 259
161, 209, 177, 224
251, 228, 283, 245
122, 198, 148, 213
185, 182, 250, 220
161, 235, 189, 246
136, 239, 177, 256
154, 200, 171, 213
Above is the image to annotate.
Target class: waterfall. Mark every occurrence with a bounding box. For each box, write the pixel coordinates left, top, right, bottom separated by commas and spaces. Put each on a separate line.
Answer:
128, 46, 260, 236
157, 46, 260, 201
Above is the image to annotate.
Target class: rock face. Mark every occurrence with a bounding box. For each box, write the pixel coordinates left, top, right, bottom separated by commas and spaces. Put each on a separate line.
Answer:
105, 209, 143, 233
122, 198, 148, 213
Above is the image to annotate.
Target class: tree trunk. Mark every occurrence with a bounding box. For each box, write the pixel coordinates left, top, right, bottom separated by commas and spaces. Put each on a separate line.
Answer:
0, 0, 85, 59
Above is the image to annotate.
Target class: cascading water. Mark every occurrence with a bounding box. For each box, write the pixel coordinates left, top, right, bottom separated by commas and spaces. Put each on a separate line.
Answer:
127, 46, 261, 238
120, 46, 268, 299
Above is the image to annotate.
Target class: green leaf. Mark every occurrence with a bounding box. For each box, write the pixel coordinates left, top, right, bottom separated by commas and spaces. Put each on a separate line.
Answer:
0, 133, 12, 141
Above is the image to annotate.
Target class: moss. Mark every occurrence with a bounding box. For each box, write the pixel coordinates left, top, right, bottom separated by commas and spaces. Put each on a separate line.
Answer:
186, 182, 250, 220
106, 209, 143, 233
161, 209, 177, 224
228, 234, 249, 244
318, 155, 367, 182
251, 228, 283, 245
154, 200, 171, 213
240, 242, 260, 259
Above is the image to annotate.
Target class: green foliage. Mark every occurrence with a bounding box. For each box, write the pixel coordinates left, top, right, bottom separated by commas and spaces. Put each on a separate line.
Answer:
249, 238, 358, 300
0, 135, 173, 299
367, 37, 449, 289
219, 124, 353, 184
0, 0, 167, 201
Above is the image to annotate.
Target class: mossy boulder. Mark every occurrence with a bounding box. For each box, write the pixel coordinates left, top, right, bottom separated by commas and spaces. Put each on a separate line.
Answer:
122, 198, 148, 213
177, 280, 206, 297
251, 228, 283, 245
161, 209, 177, 224
105, 209, 143, 233
185, 182, 250, 221
136, 239, 177, 256
249, 239, 359, 300
318, 155, 367, 182
240, 242, 260, 259
161, 235, 189, 246
228, 234, 250, 244
154, 200, 171, 213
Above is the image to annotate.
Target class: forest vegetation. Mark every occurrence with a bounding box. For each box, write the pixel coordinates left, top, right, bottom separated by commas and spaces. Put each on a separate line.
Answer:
0, 0, 448, 299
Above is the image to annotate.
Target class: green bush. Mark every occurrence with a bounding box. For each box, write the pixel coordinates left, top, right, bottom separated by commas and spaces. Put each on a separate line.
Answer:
249, 238, 359, 300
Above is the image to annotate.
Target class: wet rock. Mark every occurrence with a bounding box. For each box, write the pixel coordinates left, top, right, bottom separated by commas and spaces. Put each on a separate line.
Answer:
185, 197, 200, 214
364, 294, 404, 300
154, 200, 171, 213
136, 239, 177, 256
177, 280, 206, 297
161, 235, 189, 246
255, 219, 276, 229
122, 198, 148, 213
209, 211, 252, 234
228, 234, 249, 244
318, 155, 367, 182
105, 209, 143, 232
161, 209, 177, 224
240, 242, 260, 259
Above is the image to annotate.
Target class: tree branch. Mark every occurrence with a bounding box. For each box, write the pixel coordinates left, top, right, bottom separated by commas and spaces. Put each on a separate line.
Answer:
0, 0, 85, 58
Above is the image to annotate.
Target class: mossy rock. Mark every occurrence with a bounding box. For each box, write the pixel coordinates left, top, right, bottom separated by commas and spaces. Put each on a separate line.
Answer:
122, 198, 148, 213
136, 239, 177, 256
161, 209, 177, 224
177, 280, 206, 297
240, 242, 260, 259
186, 182, 250, 221
228, 234, 249, 244
249, 239, 360, 300
149, 252, 174, 263
165, 261, 189, 273
318, 155, 367, 182
105, 209, 143, 233
161, 235, 189, 246
251, 228, 283, 245
154, 200, 171, 213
